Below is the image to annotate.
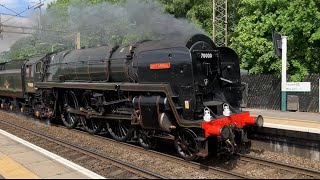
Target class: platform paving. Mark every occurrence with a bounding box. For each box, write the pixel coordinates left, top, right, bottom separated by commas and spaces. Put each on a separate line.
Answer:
0, 129, 105, 179
244, 108, 320, 133
244, 108, 319, 122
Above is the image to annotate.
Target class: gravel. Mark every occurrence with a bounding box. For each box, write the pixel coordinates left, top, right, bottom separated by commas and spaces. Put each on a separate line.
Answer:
0, 111, 319, 179
249, 149, 320, 172
0, 112, 222, 179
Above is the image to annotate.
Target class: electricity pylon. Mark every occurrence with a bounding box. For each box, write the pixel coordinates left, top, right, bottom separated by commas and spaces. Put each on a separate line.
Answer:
213, 0, 228, 47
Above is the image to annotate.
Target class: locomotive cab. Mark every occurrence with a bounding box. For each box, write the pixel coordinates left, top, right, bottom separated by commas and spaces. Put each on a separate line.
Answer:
24, 55, 47, 93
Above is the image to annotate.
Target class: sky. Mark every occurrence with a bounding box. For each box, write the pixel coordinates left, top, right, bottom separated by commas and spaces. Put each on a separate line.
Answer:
0, 0, 52, 16
0, 0, 55, 52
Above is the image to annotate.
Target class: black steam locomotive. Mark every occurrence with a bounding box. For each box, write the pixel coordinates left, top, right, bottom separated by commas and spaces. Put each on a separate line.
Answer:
0, 34, 263, 160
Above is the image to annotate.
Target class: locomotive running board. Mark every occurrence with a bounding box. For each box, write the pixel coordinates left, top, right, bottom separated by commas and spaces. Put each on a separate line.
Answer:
35, 82, 202, 128
36, 82, 172, 92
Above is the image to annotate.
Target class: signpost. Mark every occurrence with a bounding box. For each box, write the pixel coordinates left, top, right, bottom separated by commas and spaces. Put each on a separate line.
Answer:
272, 33, 315, 112
286, 82, 311, 92
281, 36, 287, 112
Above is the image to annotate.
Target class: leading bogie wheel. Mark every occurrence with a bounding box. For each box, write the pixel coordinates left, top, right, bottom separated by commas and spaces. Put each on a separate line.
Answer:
174, 128, 199, 161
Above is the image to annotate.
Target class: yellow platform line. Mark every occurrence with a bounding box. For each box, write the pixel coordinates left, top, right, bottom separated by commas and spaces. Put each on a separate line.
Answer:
0, 155, 40, 179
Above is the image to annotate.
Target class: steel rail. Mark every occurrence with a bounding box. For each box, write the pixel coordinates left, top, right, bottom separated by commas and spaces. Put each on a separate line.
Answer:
54, 125, 249, 179
0, 120, 168, 179
2, 111, 249, 179
239, 154, 320, 178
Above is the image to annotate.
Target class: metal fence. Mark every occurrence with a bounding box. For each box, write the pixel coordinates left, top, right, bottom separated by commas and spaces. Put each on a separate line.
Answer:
242, 74, 320, 112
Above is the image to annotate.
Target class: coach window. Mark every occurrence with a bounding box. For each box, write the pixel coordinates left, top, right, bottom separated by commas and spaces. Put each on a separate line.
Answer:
36, 62, 43, 73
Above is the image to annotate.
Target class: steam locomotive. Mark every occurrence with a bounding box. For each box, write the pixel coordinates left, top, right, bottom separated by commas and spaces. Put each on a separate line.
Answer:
0, 34, 263, 160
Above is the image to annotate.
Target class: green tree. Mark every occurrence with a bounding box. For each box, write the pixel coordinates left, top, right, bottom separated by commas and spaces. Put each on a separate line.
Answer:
186, 1, 213, 35
160, 0, 212, 35
8, 37, 37, 60
160, 0, 242, 42
7, 36, 68, 60
0, 51, 10, 62
230, 0, 320, 81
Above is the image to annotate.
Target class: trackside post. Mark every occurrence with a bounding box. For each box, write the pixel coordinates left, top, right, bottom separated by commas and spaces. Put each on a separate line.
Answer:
281, 36, 287, 112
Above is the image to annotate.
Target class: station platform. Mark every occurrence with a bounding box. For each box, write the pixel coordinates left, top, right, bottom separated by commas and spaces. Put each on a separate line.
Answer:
244, 108, 320, 134
0, 129, 105, 179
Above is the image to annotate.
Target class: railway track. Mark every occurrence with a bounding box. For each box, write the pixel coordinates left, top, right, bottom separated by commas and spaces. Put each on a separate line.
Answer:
68, 128, 248, 179
64, 123, 320, 179
0, 112, 248, 179
238, 154, 320, 179
1, 111, 320, 179
0, 120, 168, 179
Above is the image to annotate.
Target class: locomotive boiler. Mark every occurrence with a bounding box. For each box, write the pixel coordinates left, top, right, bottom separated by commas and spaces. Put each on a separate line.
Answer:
0, 34, 263, 160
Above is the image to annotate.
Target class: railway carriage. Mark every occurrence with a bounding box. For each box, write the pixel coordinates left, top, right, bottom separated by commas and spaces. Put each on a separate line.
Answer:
0, 34, 263, 160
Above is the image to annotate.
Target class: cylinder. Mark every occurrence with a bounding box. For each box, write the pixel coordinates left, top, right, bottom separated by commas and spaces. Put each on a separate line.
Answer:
132, 96, 172, 131
133, 96, 170, 111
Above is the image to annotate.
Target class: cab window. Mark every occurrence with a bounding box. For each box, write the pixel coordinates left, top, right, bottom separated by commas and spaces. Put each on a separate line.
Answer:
26, 65, 32, 77
36, 62, 43, 73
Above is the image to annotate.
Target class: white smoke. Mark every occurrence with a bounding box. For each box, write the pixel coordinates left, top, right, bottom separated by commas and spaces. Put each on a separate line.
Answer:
1, 0, 206, 52
59, 0, 204, 46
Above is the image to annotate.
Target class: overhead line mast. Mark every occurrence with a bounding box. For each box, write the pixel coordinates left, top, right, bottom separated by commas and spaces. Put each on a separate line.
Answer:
0, 14, 2, 39
212, 0, 228, 47
34, 0, 44, 38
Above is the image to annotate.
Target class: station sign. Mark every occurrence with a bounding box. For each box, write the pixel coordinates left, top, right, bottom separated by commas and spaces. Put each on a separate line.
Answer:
286, 82, 311, 92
